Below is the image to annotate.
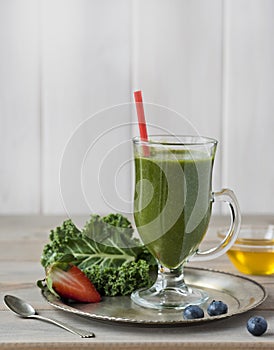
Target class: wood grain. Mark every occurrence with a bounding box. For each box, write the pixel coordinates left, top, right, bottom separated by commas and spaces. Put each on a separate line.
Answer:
0, 215, 274, 349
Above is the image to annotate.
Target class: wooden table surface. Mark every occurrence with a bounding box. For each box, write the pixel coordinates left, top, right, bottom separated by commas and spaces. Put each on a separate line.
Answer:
1, 215, 274, 350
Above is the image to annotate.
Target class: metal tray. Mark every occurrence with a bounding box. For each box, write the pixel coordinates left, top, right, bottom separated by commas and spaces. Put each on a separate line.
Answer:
42, 267, 267, 326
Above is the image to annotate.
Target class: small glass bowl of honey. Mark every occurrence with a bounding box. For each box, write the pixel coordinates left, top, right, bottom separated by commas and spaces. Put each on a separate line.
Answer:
218, 225, 274, 275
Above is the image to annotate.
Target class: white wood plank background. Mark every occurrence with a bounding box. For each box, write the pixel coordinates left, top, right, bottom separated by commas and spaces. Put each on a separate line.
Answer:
41, 0, 132, 217
0, 0, 273, 215
0, 0, 40, 214
223, 0, 274, 213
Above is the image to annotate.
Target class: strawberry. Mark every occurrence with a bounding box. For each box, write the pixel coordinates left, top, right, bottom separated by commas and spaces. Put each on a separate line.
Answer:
46, 262, 101, 303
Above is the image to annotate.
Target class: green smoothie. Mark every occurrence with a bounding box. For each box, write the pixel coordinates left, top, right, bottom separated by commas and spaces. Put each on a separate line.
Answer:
134, 149, 214, 269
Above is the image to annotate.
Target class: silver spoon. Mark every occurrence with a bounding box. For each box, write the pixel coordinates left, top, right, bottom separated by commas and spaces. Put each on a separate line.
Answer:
4, 295, 95, 338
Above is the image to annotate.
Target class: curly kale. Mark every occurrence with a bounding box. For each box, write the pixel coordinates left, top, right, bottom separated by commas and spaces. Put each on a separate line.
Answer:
84, 260, 155, 296
40, 214, 157, 296
41, 219, 80, 267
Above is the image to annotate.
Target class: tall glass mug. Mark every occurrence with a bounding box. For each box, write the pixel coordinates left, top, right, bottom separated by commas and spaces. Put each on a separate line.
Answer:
131, 135, 241, 310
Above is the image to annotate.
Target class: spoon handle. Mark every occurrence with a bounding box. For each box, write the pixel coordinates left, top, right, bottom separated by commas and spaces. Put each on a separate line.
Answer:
31, 314, 95, 338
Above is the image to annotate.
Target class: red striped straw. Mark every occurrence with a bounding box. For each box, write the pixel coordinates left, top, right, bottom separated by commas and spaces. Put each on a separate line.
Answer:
134, 90, 150, 156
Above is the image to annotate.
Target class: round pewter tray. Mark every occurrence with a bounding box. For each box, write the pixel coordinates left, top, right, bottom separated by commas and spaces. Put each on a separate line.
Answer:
42, 267, 267, 326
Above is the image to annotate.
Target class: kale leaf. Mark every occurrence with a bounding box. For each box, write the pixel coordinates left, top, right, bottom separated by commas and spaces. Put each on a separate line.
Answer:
41, 213, 157, 296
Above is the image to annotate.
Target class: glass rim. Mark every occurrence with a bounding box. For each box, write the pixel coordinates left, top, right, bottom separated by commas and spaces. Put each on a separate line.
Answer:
132, 135, 218, 146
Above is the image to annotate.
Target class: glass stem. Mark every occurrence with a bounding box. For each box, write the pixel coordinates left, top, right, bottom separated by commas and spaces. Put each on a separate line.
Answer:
157, 264, 191, 292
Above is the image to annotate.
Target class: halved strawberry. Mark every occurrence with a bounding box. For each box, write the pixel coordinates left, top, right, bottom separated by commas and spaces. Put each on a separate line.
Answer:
46, 262, 101, 303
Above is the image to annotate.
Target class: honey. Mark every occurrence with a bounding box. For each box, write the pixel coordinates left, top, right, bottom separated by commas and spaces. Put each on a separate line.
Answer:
227, 249, 274, 275
219, 226, 274, 275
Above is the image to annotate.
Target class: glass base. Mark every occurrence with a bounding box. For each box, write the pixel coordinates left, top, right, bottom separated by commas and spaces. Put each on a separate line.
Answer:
131, 265, 208, 310
131, 286, 208, 310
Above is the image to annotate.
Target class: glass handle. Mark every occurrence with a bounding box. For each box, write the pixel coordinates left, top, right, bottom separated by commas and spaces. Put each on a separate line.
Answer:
192, 188, 241, 262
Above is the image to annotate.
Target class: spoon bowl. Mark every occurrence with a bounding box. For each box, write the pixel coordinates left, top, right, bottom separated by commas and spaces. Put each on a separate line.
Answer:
4, 295, 36, 317
3, 294, 95, 338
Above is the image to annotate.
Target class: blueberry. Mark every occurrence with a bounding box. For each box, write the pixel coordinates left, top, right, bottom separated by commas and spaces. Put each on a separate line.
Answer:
207, 300, 228, 316
183, 305, 204, 320
247, 316, 267, 336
